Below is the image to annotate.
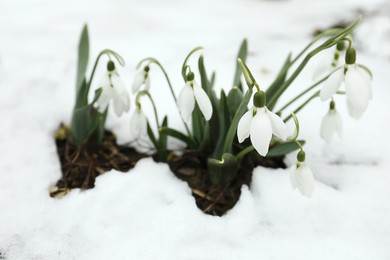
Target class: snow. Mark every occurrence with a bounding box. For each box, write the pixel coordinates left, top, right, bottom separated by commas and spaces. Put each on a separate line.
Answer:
1, 0, 390, 259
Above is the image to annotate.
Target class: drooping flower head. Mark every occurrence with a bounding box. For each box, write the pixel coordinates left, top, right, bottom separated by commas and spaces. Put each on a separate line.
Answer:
177, 72, 213, 122
96, 60, 130, 117
130, 104, 147, 140
289, 150, 315, 198
320, 47, 372, 119
237, 91, 288, 156
132, 66, 151, 94
320, 100, 342, 143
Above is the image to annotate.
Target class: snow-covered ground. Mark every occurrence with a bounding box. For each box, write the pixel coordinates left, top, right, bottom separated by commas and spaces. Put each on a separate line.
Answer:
1, 0, 390, 259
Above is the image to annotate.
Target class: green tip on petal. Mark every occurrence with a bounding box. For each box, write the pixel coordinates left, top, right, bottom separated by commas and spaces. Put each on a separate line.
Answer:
330, 100, 335, 110
253, 91, 266, 108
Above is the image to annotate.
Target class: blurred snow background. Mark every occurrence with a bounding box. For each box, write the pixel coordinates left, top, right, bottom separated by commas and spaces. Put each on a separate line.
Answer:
0, 0, 390, 259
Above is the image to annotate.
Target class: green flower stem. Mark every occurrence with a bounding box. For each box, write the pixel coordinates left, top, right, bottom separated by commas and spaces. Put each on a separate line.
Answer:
287, 112, 300, 142
136, 90, 160, 132
136, 57, 191, 135
268, 17, 361, 108
276, 74, 329, 114
236, 145, 255, 160
284, 91, 320, 122
181, 46, 203, 80
222, 86, 253, 155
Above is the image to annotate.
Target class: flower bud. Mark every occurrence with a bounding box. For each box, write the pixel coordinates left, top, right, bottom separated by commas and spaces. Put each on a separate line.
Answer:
297, 150, 306, 163
330, 100, 335, 110
107, 60, 115, 72
253, 91, 266, 108
144, 65, 150, 72
186, 71, 195, 81
345, 48, 356, 65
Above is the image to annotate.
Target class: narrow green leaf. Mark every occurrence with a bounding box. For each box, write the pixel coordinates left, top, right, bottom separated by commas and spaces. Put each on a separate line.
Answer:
76, 25, 89, 98
147, 121, 158, 149
265, 53, 291, 110
227, 86, 244, 119
267, 140, 305, 157
160, 127, 197, 149
233, 39, 248, 91
207, 153, 238, 185
214, 90, 231, 158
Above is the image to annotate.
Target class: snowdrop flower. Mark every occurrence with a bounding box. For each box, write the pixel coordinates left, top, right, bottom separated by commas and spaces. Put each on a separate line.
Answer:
177, 72, 212, 122
132, 66, 150, 94
130, 106, 147, 139
96, 61, 130, 117
289, 151, 315, 198
320, 47, 372, 119
313, 42, 345, 80
320, 101, 342, 143
237, 91, 288, 156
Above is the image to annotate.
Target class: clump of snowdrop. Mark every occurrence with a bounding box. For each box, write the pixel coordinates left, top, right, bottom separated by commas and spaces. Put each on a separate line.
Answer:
177, 72, 213, 122
320, 100, 342, 143
96, 61, 130, 116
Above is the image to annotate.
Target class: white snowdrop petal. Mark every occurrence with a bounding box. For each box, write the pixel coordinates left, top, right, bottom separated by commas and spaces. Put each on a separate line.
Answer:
334, 110, 343, 138
96, 76, 114, 113
250, 108, 272, 156
132, 70, 145, 94
237, 109, 253, 143
177, 83, 195, 122
345, 65, 371, 112
193, 83, 213, 120
111, 73, 130, 115
347, 99, 365, 119
313, 54, 334, 80
130, 110, 147, 139
320, 68, 344, 101
289, 165, 297, 189
113, 92, 126, 117
320, 111, 336, 143
144, 75, 151, 91
267, 109, 288, 140
296, 164, 315, 198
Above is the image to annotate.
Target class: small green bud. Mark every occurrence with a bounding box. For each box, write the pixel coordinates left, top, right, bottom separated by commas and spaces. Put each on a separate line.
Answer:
345, 48, 356, 65
144, 66, 150, 72
253, 91, 266, 108
297, 150, 306, 163
330, 100, 335, 110
107, 60, 115, 72
336, 41, 345, 51
186, 71, 195, 81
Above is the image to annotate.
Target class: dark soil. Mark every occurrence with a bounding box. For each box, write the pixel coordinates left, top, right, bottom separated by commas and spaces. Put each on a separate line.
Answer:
53, 124, 285, 216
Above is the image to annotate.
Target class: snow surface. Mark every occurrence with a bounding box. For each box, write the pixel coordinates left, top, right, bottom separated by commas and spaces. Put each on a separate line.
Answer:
1, 0, 390, 259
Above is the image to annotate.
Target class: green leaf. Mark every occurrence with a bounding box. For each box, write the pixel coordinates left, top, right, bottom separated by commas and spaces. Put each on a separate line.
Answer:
160, 127, 197, 149
227, 86, 244, 119
233, 39, 248, 91
147, 121, 158, 149
267, 140, 305, 157
265, 53, 291, 110
75, 25, 89, 107
214, 90, 231, 158
157, 116, 168, 161
207, 153, 238, 185
222, 87, 253, 155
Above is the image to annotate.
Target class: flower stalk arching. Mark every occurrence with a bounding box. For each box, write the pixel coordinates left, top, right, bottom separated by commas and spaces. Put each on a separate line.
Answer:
136, 57, 191, 135
267, 17, 362, 109
135, 90, 160, 130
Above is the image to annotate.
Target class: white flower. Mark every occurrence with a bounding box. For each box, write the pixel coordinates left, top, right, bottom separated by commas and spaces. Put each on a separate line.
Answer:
320, 49, 372, 119
289, 161, 315, 198
96, 66, 130, 117
177, 80, 212, 122
320, 104, 342, 144
237, 105, 288, 157
132, 67, 150, 94
313, 45, 345, 80
130, 108, 147, 139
